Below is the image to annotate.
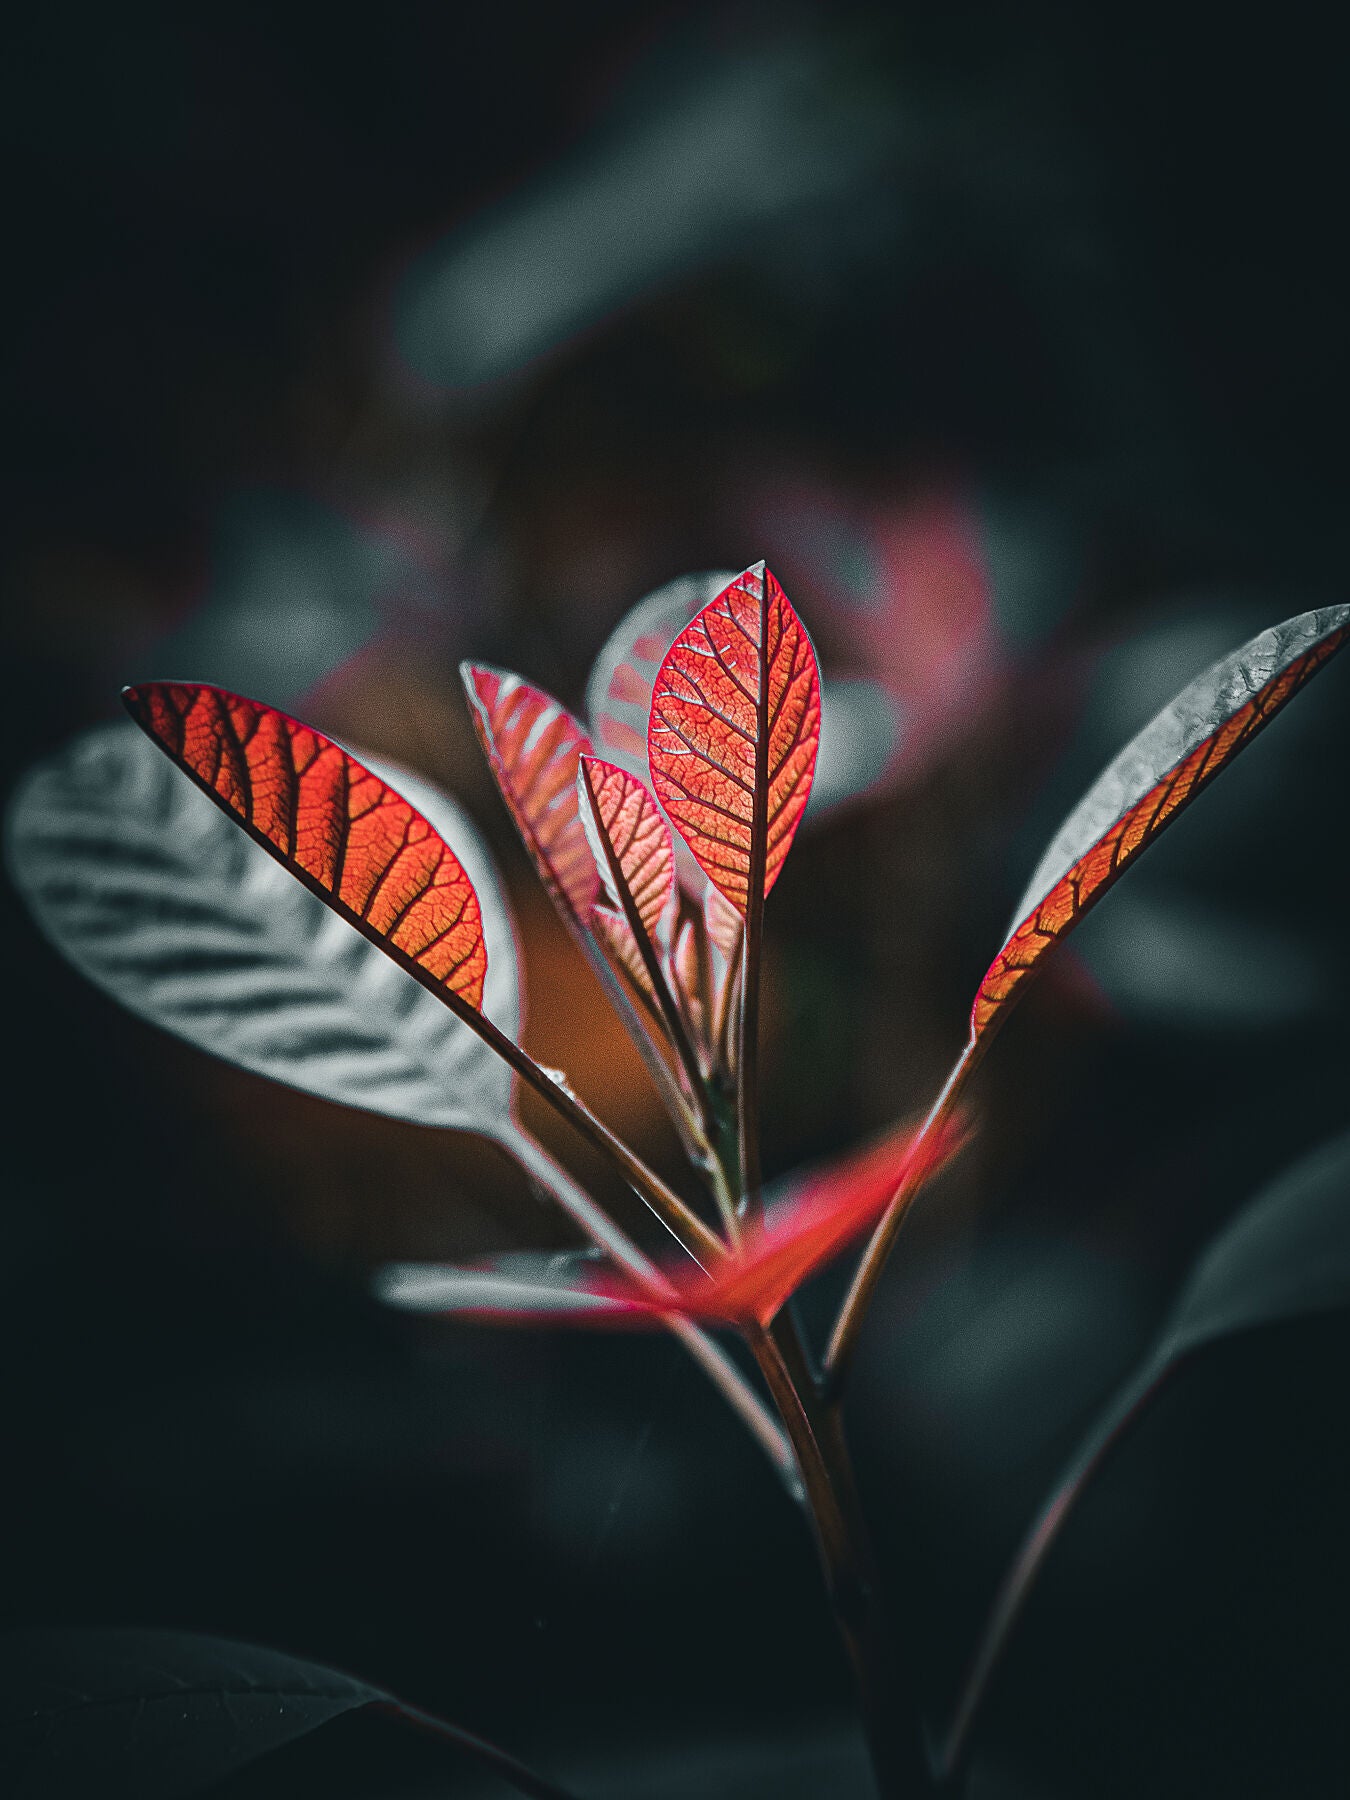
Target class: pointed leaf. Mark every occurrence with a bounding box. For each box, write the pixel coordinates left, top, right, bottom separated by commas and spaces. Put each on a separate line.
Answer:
587, 568, 898, 824
682, 1110, 969, 1326
648, 563, 821, 915
0, 1628, 576, 1800
5, 721, 520, 1130
578, 757, 674, 942
944, 1129, 1350, 1779
383, 1115, 967, 1330
587, 571, 728, 779
462, 663, 599, 924
123, 682, 488, 1009
972, 606, 1349, 1042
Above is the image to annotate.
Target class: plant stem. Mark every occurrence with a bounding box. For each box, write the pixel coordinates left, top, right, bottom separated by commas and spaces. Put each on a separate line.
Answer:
749, 1326, 936, 1798
453, 997, 726, 1267
824, 1037, 980, 1396
505, 1123, 802, 1504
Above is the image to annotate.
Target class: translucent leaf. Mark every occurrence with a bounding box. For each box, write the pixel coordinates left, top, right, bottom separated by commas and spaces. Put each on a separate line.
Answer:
578, 757, 675, 946
972, 606, 1349, 1042
124, 682, 488, 1007
462, 663, 598, 925
588, 568, 888, 829
648, 562, 821, 915
377, 1115, 967, 1330
5, 720, 519, 1130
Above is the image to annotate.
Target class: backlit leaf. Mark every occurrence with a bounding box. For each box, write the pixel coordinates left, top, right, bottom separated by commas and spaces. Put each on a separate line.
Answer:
462, 663, 599, 924
0, 1627, 574, 1800
124, 682, 488, 1009
5, 721, 519, 1130
942, 1129, 1350, 1780
587, 568, 901, 822
587, 571, 723, 779
971, 606, 1349, 1042
677, 1111, 969, 1326
578, 756, 675, 946
379, 1115, 967, 1330
648, 562, 821, 915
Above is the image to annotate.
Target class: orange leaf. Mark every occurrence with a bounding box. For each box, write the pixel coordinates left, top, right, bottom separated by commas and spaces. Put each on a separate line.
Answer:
972, 606, 1349, 1043
648, 563, 821, 916
122, 683, 487, 1009
462, 664, 599, 924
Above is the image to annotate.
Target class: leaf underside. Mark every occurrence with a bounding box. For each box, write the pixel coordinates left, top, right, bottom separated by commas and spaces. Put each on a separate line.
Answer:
123, 683, 488, 1010
463, 663, 599, 925
972, 606, 1349, 1040
648, 563, 821, 915
4, 721, 519, 1130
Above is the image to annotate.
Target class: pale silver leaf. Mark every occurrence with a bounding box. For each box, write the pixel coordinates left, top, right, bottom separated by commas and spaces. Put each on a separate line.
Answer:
1009, 605, 1350, 938
4, 720, 520, 1130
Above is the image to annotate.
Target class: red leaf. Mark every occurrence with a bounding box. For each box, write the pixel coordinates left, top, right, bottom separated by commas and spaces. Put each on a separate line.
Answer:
587, 572, 719, 781
972, 606, 1349, 1043
384, 1113, 969, 1330
578, 758, 675, 946
648, 563, 821, 915
685, 1112, 969, 1325
462, 665, 599, 924
122, 684, 487, 1009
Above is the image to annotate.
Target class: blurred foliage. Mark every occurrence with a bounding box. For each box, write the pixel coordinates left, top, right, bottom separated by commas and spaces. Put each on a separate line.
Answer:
2, 3, 1349, 1794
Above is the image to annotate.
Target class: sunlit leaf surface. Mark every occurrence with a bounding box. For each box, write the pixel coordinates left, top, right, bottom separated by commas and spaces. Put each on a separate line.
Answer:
588, 572, 725, 777
124, 682, 488, 1007
648, 563, 821, 915
5, 720, 519, 1130
587, 568, 890, 827
463, 664, 599, 923
971, 606, 1349, 1041
579, 757, 675, 945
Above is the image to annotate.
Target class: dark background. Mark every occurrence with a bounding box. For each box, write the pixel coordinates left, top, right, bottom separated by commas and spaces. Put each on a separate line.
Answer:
3, 4, 1349, 1795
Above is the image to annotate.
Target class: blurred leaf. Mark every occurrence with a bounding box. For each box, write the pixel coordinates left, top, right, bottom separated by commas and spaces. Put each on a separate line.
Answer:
648, 563, 821, 916
942, 1129, 1350, 1779
5, 719, 519, 1130
378, 1113, 968, 1329
970, 605, 1348, 1045
0, 1628, 574, 1800
376, 1249, 627, 1320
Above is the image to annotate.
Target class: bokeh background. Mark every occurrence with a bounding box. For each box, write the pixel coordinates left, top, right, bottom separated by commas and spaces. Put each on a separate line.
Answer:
3, 5, 1349, 1795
